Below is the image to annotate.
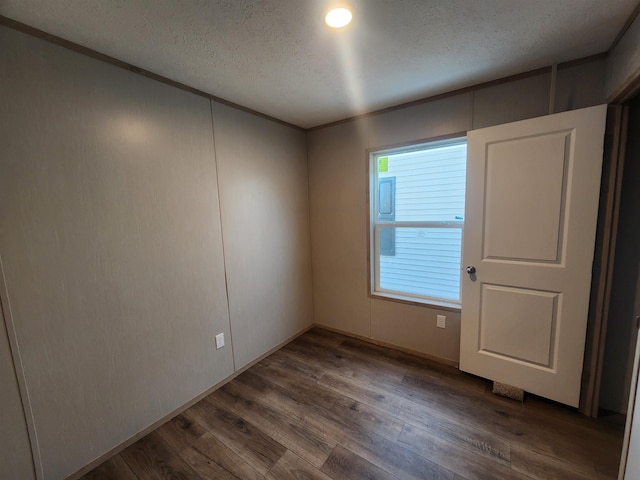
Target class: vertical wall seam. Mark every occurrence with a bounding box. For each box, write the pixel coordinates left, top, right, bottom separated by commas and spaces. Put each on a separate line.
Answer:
304, 130, 316, 328
209, 100, 236, 372
471, 90, 476, 130
0, 256, 43, 480
366, 118, 373, 339
549, 63, 558, 114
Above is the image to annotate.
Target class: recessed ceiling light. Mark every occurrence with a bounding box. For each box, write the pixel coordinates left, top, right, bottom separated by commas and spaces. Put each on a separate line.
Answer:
325, 7, 352, 28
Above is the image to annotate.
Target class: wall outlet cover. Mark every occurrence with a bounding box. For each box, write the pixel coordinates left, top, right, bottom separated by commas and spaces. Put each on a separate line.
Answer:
437, 315, 446, 329
215, 332, 225, 349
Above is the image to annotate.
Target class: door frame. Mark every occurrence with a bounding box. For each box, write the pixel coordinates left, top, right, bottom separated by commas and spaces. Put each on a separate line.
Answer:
583, 69, 640, 416
580, 105, 629, 416
607, 86, 640, 479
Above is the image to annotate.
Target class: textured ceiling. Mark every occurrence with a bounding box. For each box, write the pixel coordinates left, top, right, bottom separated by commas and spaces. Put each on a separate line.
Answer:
1, 1, 638, 128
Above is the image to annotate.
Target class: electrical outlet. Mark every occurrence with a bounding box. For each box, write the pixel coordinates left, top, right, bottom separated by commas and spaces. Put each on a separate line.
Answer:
436, 315, 446, 329
215, 332, 225, 349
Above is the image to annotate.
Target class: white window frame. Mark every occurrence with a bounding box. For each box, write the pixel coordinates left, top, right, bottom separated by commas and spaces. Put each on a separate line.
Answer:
368, 137, 466, 310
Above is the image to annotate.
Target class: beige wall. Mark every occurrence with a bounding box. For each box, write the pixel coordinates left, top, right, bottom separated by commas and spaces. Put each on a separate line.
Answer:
212, 101, 313, 369
307, 57, 606, 364
0, 25, 311, 480
0, 300, 36, 480
307, 119, 371, 337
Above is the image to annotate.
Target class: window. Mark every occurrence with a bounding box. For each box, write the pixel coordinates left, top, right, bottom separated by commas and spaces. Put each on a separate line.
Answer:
369, 138, 467, 308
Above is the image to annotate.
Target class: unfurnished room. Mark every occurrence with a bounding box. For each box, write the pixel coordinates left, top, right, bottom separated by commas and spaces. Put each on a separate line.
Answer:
3, 1, 640, 479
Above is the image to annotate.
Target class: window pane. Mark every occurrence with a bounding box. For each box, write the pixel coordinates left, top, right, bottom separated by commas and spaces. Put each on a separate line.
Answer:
379, 227, 462, 301
378, 143, 466, 222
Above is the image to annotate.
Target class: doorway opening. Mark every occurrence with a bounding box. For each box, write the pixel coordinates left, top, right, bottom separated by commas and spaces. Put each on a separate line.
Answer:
598, 95, 640, 421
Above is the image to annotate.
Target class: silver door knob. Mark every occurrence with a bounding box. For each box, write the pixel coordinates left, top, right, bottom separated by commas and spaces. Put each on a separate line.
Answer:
466, 266, 476, 275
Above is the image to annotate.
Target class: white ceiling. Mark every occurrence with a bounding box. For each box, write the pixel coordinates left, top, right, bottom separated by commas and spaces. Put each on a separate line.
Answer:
1, 1, 638, 128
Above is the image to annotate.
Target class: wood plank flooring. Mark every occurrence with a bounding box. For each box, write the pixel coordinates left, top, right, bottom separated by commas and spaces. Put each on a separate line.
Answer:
81, 328, 624, 480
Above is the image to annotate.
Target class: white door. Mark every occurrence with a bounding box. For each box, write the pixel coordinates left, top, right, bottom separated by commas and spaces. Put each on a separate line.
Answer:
460, 105, 607, 407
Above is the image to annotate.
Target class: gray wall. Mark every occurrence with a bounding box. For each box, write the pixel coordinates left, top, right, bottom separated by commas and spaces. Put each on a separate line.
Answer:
307, 57, 606, 364
0, 300, 36, 480
607, 11, 640, 99
212, 101, 313, 369
0, 25, 312, 480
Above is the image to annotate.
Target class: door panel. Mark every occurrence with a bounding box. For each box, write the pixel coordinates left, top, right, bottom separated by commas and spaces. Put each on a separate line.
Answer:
480, 285, 558, 367
460, 105, 607, 407
484, 131, 569, 262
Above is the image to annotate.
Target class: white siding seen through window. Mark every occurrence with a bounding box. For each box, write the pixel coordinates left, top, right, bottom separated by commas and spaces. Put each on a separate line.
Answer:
371, 139, 467, 306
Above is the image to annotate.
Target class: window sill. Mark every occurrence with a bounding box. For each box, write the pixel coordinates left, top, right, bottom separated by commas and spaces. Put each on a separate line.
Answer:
369, 291, 461, 313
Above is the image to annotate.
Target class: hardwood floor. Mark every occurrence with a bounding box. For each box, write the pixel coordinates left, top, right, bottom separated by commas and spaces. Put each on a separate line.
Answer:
81, 328, 624, 479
